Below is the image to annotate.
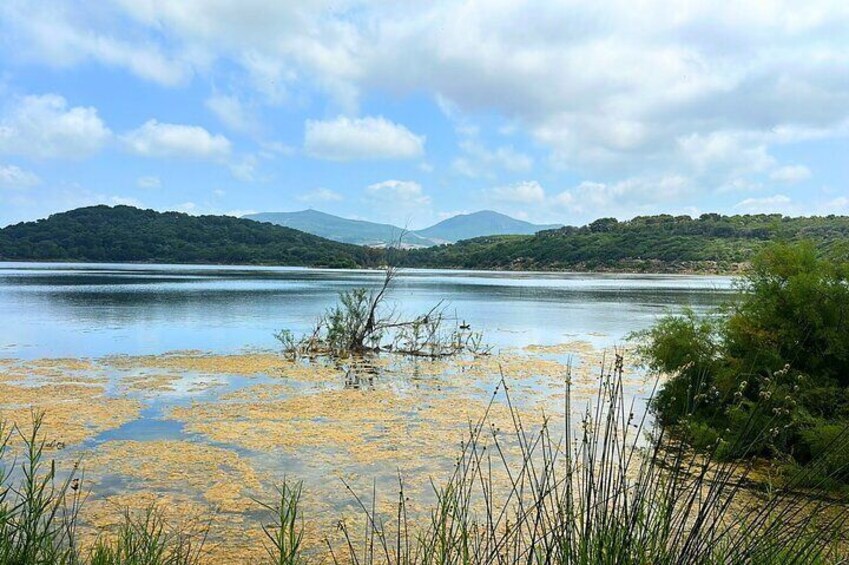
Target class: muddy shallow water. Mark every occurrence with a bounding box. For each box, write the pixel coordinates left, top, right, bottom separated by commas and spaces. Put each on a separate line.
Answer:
0, 264, 734, 561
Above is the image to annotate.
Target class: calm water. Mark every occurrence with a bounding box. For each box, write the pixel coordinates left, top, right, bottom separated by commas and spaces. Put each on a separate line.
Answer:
0, 262, 735, 359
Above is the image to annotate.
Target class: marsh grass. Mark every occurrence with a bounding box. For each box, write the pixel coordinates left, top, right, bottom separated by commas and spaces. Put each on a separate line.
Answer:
325, 354, 849, 564
2, 356, 848, 564
87, 505, 207, 565
0, 416, 207, 565
254, 482, 306, 565
0, 415, 83, 564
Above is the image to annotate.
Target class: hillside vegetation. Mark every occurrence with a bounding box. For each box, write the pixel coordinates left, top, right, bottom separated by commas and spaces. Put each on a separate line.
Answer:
0, 205, 380, 268
400, 213, 849, 272
4, 208, 849, 273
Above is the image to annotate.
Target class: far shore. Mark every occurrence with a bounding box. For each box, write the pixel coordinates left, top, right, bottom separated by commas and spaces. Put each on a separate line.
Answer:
0, 258, 745, 277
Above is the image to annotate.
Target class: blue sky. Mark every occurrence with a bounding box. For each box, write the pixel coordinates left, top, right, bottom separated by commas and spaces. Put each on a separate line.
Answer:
1, 1, 848, 229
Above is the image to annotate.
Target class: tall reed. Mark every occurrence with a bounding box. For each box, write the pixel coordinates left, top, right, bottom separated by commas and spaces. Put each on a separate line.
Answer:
326, 354, 849, 564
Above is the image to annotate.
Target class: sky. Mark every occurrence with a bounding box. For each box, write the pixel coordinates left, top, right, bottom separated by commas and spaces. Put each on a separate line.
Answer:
0, 1, 848, 230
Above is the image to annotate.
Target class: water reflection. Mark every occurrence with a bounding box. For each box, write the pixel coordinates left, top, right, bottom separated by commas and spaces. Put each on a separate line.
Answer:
0, 262, 736, 359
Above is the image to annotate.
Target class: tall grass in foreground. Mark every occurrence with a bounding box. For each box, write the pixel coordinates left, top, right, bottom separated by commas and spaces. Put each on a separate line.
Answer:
0, 417, 205, 565
323, 354, 849, 564
2, 355, 848, 564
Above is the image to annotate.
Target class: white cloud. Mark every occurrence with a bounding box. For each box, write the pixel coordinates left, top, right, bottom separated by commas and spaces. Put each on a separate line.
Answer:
297, 188, 343, 203
206, 93, 261, 135
175, 201, 198, 214
364, 179, 432, 226
366, 180, 430, 204
0, 94, 111, 159
453, 140, 533, 178
0, 164, 40, 188
545, 175, 695, 219
229, 154, 260, 181
225, 208, 258, 218
735, 194, 793, 211
716, 178, 763, 194
1, 1, 191, 86
770, 165, 812, 184
122, 120, 231, 159
551, 191, 574, 207
9, 2, 849, 170
827, 196, 849, 210
4, 1, 849, 219
305, 116, 425, 161
136, 176, 161, 189
488, 181, 546, 204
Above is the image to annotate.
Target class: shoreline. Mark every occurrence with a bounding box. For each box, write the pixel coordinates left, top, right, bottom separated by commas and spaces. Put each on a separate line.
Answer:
0, 258, 745, 277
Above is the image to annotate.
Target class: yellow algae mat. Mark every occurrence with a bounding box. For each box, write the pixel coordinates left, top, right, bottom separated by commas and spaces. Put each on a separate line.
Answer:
0, 343, 648, 563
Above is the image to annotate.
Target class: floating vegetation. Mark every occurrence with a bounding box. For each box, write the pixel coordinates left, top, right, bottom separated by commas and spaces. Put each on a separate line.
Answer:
0, 381, 140, 447
84, 440, 264, 513
105, 351, 286, 375
1, 354, 846, 564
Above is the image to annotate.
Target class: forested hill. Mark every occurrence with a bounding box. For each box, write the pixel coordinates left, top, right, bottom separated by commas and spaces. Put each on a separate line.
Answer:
4, 208, 849, 272
0, 206, 381, 268
399, 214, 849, 273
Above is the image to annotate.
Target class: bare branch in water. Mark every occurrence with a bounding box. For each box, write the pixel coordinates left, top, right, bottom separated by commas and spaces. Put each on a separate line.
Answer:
276, 237, 491, 360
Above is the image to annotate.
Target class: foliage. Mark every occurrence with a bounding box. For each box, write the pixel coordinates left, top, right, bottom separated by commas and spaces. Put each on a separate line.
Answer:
0, 205, 381, 268
400, 213, 849, 272
254, 483, 305, 565
87, 506, 205, 565
5, 207, 849, 273
636, 242, 849, 480
0, 416, 83, 564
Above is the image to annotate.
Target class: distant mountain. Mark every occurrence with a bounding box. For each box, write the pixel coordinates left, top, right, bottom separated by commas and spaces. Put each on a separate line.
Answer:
415, 211, 562, 243
0, 206, 380, 268
244, 209, 562, 247
244, 210, 437, 247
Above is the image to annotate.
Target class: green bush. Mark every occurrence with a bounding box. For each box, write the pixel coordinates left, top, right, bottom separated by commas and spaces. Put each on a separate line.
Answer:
637, 242, 849, 477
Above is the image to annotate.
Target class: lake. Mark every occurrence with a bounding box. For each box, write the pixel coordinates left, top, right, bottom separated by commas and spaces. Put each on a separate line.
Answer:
0, 262, 739, 561
0, 262, 734, 359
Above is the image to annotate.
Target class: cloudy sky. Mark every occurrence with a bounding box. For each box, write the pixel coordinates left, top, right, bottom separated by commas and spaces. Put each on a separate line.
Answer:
1, 1, 848, 229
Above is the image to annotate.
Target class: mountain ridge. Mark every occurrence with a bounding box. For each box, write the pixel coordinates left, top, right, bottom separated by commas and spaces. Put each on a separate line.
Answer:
243, 209, 562, 247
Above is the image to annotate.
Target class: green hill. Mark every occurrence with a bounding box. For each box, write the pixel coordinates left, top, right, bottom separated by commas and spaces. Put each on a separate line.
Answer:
5, 208, 849, 273
0, 205, 380, 268
400, 214, 849, 273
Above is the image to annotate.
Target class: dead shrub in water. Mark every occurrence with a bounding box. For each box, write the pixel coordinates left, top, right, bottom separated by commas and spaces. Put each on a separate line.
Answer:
276, 264, 489, 360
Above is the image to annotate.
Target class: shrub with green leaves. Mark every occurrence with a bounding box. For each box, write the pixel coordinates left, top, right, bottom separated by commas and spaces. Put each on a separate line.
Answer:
636, 241, 849, 478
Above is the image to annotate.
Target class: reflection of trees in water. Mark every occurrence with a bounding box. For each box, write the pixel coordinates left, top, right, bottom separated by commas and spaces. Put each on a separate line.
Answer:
342, 359, 378, 390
